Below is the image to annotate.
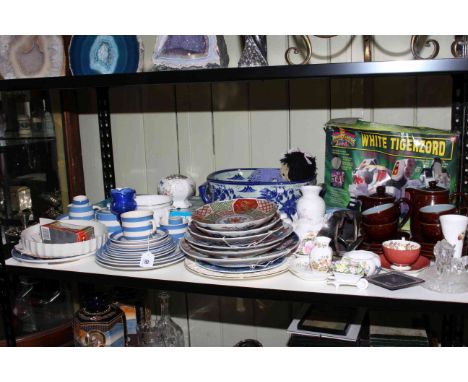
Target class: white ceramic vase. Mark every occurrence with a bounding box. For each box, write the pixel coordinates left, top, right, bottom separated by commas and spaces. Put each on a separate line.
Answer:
296, 185, 325, 226
158, 175, 196, 209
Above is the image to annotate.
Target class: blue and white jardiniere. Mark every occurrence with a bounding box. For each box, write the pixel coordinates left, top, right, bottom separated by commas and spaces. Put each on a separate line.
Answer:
69, 195, 95, 220
199, 168, 316, 218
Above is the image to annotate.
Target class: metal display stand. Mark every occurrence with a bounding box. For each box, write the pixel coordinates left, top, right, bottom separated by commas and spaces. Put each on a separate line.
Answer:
2, 59, 468, 346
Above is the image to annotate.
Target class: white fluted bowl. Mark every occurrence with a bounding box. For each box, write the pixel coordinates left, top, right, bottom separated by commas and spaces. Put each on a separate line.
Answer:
20, 219, 108, 258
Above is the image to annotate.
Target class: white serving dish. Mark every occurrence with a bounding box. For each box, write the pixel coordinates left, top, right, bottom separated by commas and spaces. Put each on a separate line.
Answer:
20, 219, 108, 258
135, 195, 172, 226
135, 194, 172, 207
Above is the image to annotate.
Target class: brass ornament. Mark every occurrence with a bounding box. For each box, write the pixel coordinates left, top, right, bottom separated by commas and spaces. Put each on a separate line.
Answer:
410, 35, 440, 60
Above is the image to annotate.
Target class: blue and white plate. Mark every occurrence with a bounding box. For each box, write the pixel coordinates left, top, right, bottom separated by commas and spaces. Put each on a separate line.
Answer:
95, 248, 184, 271
11, 248, 93, 264
106, 237, 173, 251
69, 35, 143, 75
102, 243, 176, 259
181, 247, 290, 268
96, 251, 182, 266
108, 231, 168, 246
195, 256, 286, 274
184, 257, 289, 280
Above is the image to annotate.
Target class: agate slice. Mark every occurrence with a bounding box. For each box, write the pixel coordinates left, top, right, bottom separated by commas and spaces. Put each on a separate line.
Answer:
69, 36, 143, 75
152, 35, 229, 71
0, 35, 65, 79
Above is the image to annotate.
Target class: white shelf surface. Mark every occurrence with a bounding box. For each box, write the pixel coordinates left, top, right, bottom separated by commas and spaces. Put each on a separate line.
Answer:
6, 256, 468, 307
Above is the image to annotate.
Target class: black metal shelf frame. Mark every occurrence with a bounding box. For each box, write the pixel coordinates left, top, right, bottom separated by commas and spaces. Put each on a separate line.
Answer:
2, 58, 468, 346
0, 59, 468, 91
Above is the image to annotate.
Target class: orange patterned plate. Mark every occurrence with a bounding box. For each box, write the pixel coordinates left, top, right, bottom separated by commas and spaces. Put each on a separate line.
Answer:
192, 198, 277, 231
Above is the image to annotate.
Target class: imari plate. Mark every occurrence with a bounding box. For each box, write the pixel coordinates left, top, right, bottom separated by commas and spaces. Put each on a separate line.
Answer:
185, 223, 293, 250
188, 217, 282, 242
192, 199, 277, 231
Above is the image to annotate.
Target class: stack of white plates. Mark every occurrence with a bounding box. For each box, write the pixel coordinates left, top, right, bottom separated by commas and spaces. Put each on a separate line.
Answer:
13, 219, 108, 264
181, 199, 299, 279
95, 231, 183, 271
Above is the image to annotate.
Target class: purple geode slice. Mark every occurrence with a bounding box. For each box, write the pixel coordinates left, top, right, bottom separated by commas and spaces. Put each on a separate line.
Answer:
162, 35, 208, 57
152, 35, 229, 70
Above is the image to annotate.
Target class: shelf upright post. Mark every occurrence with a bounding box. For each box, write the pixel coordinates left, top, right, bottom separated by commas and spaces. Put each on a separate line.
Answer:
448, 73, 468, 346
96, 87, 116, 199
452, 74, 468, 197
0, 239, 16, 346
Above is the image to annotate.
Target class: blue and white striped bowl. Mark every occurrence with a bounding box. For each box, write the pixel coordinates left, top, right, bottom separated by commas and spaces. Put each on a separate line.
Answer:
96, 210, 122, 233
159, 222, 188, 242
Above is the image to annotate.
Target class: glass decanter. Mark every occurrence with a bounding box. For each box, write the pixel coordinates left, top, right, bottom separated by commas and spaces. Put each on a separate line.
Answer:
152, 291, 185, 347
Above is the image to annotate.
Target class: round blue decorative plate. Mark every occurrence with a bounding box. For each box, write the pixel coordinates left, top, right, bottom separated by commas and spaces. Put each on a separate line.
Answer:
69, 35, 143, 75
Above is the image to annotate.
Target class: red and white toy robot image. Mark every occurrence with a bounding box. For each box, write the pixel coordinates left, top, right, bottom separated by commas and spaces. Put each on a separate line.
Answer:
348, 158, 391, 209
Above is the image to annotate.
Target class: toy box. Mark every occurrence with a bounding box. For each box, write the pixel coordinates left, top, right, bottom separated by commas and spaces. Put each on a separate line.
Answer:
324, 118, 460, 209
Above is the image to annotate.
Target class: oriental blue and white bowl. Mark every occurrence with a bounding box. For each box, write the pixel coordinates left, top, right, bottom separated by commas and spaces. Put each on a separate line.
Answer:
198, 168, 316, 218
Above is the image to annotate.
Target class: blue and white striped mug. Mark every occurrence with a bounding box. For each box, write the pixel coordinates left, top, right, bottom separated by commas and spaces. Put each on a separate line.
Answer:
96, 210, 122, 234
120, 210, 156, 240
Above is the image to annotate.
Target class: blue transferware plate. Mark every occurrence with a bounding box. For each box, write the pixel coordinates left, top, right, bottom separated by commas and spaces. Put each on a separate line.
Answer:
195, 256, 286, 274
69, 35, 143, 75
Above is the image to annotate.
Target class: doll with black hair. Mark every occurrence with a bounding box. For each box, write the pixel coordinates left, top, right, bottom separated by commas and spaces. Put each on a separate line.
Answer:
280, 148, 317, 183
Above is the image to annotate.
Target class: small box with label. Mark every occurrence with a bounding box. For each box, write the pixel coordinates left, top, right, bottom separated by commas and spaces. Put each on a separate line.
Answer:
40, 221, 94, 244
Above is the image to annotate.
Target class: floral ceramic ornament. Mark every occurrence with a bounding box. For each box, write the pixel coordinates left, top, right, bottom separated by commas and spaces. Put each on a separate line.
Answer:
158, 175, 196, 209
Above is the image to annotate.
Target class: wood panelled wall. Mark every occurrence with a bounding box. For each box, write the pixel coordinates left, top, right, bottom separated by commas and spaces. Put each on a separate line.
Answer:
77, 35, 454, 346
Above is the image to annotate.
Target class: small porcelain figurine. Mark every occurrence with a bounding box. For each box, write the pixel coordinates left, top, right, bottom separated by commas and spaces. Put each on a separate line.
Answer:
158, 174, 196, 209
